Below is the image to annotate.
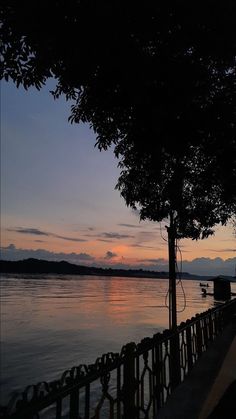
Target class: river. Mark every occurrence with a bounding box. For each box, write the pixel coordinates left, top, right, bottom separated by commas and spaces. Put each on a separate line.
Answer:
1, 274, 235, 405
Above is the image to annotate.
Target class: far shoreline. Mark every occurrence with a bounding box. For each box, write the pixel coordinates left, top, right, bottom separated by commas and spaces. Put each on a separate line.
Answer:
0, 258, 222, 281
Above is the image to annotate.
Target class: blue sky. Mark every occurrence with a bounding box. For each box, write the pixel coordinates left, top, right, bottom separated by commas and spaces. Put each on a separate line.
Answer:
1, 80, 235, 276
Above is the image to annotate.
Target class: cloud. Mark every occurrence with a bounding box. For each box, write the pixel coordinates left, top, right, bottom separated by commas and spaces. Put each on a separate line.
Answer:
82, 227, 95, 232
1, 245, 236, 276
8, 227, 86, 242
130, 230, 160, 249
100, 232, 134, 239
104, 251, 117, 260
84, 231, 134, 240
178, 249, 190, 253
207, 248, 236, 253
139, 258, 167, 264
98, 239, 114, 243
54, 235, 86, 242
74, 253, 94, 260
9, 227, 49, 236
131, 208, 140, 218
4, 244, 15, 250
130, 243, 159, 249
136, 256, 236, 277
135, 231, 158, 242
0, 244, 94, 264
118, 223, 141, 229
181, 257, 236, 276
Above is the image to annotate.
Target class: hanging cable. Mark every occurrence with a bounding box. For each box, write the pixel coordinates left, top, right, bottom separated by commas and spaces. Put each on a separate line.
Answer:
175, 240, 187, 313
158, 222, 186, 313
158, 223, 169, 308
159, 222, 168, 242
164, 287, 169, 309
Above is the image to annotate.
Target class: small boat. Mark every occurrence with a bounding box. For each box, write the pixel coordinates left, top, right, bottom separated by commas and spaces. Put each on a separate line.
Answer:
201, 288, 213, 297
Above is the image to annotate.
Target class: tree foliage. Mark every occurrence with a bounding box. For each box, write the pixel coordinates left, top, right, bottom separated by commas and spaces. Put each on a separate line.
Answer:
1, 1, 236, 238
116, 141, 236, 239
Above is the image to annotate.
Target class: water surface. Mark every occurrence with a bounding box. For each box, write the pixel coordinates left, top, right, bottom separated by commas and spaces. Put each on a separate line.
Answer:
1, 275, 235, 404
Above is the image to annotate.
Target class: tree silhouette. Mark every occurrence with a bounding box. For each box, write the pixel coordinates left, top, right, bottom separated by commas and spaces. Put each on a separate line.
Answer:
116, 137, 236, 326
1, 1, 236, 326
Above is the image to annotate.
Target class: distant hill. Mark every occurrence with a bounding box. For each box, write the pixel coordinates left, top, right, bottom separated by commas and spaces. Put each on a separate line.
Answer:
0, 258, 211, 280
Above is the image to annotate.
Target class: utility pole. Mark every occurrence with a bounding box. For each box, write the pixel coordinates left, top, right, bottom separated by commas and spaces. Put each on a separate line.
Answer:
167, 212, 181, 387
167, 212, 177, 329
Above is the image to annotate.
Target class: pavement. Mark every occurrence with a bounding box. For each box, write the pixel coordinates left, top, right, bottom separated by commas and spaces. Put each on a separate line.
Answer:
157, 321, 236, 419
198, 335, 236, 419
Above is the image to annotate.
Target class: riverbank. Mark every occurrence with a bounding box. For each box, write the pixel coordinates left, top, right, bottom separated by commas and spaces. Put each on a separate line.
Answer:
0, 258, 213, 280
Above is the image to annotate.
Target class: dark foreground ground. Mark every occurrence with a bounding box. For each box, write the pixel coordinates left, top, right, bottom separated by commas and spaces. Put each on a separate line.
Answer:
158, 320, 236, 419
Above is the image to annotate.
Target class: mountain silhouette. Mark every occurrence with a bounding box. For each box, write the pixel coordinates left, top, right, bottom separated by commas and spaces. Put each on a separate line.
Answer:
0, 258, 209, 280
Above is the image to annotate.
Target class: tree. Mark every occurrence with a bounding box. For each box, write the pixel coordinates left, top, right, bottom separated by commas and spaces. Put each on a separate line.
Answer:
1, 1, 236, 326
116, 140, 236, 326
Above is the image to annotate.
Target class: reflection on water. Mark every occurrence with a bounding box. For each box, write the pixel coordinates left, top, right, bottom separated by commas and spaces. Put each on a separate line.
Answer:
1, 275, 235, 404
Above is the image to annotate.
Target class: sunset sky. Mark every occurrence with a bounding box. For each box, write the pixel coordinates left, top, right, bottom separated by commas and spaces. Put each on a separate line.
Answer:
1, 80, 235, 276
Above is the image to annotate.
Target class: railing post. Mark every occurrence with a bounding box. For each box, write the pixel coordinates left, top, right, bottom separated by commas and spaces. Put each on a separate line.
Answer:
196, 317, 203, 357
222, 303, 231, 327
214, 311, 222, 336
170, 330, 181, 391
56, 397, 62, 419
203, 318, 208, 350
154, 335, 162, 410
186, 323, 193, 373
123, 343, 136, 419
208, 313, 213, 342
70, 388, 79, 419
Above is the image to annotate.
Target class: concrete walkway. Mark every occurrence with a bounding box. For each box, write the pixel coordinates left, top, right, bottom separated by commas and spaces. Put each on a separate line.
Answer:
157, 321, 236, 419
199, 335, 236, 419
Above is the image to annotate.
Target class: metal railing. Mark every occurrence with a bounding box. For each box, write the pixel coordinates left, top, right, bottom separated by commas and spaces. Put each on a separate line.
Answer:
1, 299, 236, 419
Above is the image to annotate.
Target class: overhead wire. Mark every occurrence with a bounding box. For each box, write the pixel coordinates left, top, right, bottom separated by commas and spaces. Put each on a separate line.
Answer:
175, 240, 187, 313
158, 223, 169, 308
159, 222, 168, 242
159, 223, 187, 313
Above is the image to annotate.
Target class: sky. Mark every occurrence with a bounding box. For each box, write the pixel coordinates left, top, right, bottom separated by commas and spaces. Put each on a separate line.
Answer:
1, 80, 235, 276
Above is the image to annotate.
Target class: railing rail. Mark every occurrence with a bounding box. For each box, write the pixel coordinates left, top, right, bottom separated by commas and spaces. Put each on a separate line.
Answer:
1, 298, 236, 419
